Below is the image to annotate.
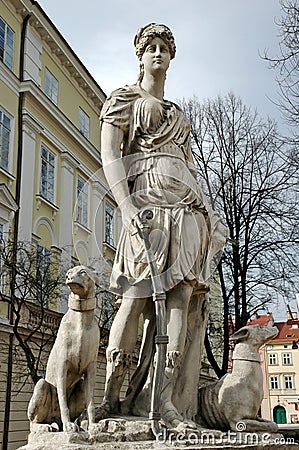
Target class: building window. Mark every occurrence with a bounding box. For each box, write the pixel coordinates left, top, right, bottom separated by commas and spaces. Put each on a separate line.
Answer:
0, 17, 14, 70
36, 244, 51, 308
282, 353, 292, 365
105, 201, 115, 247
79, 108, 90, 139
268, 353, 278, 365
76, 176, 88, 227
40, 145, 55, 203
45, 68, 58, 104
284, 375, 294, 390
270, 375, 279, 390
0, 109, 11, 171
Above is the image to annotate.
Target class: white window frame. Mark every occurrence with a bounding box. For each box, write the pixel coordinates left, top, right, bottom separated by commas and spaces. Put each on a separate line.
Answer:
284, 375, 294, 390
269, 375, 279, 390
105, 200, 115, 247
40, 144, 56, 204
79, 108, 90, 139
268, 353, 278, 365
282, 353, 292, 365
76, 175, 89, 228
0, 107, 13, 172
0, 17, 14, 70
45, 68, 58, 104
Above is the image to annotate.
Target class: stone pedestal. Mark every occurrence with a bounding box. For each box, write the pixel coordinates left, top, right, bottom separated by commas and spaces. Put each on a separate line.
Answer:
17, 418, 298, 450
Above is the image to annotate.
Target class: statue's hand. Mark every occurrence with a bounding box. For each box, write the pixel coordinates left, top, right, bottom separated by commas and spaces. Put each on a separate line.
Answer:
121, 203, 142, 235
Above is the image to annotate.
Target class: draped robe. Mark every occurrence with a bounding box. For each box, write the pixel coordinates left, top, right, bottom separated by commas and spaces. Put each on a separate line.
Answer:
100, 84, 227, 419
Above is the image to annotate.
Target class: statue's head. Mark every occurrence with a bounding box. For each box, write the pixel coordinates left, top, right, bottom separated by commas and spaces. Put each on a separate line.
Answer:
134, 23, 176, 83
134, 23, 176, 61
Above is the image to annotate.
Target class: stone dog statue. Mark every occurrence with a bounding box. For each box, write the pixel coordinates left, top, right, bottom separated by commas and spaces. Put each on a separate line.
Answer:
28, 265, 100, 432
196, 324, 279, 433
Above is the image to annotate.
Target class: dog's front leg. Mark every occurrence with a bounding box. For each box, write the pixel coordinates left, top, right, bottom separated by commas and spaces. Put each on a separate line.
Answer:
56, 364, 78, 432
84, 361, 97, 430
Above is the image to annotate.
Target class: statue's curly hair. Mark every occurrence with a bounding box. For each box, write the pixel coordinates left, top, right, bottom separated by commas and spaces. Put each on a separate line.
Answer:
134, 23, 176, 61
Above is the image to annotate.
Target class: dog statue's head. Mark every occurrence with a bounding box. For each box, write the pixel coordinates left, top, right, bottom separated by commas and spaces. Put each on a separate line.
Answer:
230, 324, 278, 350
66, 265, 99, 301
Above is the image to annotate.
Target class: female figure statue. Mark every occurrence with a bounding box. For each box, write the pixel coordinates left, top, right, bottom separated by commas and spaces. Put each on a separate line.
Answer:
99, 23, 227, 428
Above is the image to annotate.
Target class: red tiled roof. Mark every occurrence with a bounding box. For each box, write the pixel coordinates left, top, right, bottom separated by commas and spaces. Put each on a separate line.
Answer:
247, 314, 273, 327
271, 320, 299, 342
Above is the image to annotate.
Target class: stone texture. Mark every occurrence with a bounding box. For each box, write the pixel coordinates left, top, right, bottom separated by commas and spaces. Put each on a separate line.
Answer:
98, 22, 228, 431
19, 418, 298, 450
18, 424, 298, 450
197, 325, 279, 433
27, 266, 100, 432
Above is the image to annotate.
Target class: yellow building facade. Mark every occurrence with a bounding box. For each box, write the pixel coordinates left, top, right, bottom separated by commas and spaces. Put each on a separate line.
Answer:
0, 0, 122, 448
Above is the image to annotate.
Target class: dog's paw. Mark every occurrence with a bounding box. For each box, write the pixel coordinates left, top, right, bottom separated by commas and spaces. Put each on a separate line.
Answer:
88, 422, 101, 434
30, 423, 52, 433
63, 421, 79, 432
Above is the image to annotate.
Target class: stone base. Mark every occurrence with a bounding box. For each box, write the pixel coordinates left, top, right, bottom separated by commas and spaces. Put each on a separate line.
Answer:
17, 417, 299, 450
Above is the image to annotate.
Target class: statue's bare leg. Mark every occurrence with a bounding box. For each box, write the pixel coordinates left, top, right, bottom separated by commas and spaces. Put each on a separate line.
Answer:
160, 282, 193, 428
121, 299, 155, 415
96, 296, 148, 419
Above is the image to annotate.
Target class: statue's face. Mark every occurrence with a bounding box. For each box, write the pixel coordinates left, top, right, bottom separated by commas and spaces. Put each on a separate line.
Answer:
141, 36, 171, 75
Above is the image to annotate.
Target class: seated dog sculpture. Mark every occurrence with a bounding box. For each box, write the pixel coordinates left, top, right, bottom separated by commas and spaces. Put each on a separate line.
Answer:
197, 324, 279, 433
28, 265, 100, 432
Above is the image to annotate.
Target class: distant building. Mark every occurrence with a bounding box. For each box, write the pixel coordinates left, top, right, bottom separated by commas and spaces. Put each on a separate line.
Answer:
247, 311, 299, 424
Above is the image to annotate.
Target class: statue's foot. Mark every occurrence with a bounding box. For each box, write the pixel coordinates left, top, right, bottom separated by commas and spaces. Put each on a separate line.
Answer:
88, 422, 100, 434
161, 401, 196, 430
94, 401, 113, 421
30, 423, 52, 433
161, 402, 224, 439
63, 421, 79, 432
30, 422, 60, 433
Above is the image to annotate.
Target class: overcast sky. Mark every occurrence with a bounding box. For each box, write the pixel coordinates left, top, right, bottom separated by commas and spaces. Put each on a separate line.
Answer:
36, 0, 295, 320
37, 0, 284, 126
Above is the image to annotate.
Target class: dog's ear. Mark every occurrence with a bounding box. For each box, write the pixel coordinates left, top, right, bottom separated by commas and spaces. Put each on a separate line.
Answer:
230, 327, 249, 342
86, 267, 100, 286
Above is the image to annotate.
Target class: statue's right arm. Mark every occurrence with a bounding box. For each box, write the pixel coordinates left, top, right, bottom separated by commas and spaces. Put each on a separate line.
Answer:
101, 122, 142, 233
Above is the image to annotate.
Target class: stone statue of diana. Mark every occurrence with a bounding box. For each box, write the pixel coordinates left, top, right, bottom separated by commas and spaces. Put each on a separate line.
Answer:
98, 22, 227, 429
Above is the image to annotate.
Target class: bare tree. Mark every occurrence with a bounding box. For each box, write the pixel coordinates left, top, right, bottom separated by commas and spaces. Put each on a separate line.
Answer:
0, 240, 118, 389
181, 93, 299, 376
263, 0, 299, 142
0, 239, 67, 387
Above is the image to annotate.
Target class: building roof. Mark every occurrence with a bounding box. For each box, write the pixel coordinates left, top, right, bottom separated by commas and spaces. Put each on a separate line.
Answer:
271, 320, 299, 343
247, 313, 274, 327
247, 312, 299, 344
